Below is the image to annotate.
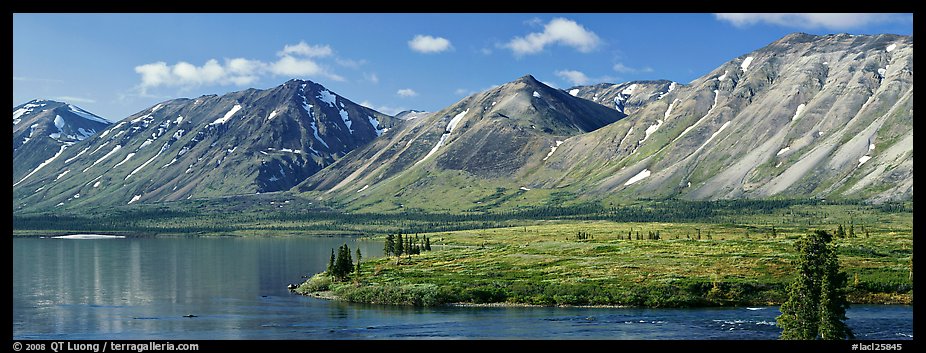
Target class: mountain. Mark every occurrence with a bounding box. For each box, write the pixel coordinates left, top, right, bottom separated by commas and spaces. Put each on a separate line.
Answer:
12, 79, 395, 211
300, 33, 913, 212
296, 74, 625, 211
13, 100, 111, 183
394, 110, 433, 121
567, 80, 678, 115
531, 33, 912, 204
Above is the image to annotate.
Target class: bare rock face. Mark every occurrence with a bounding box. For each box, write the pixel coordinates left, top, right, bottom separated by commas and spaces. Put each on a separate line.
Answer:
567, 80, 678, 116
13, 79, 395, 211
533, 33, 912, 203
297, 74, 624, 203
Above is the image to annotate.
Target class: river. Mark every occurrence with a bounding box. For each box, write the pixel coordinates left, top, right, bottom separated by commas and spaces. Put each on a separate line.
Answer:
12, 236, 913, 340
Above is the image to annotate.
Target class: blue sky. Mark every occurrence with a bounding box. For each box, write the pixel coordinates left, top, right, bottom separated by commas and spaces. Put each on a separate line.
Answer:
13, 13, 913, 121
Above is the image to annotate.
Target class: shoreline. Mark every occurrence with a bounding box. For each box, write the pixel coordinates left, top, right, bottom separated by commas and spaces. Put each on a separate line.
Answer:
294, 288, 911, 308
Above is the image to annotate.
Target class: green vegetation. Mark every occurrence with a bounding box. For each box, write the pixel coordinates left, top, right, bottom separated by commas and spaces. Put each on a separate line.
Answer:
295, 205, 912, 307
778, 231, 854, 340
327, 244, 355, 281
14, 194, 911, 310
15, 193, 907, 237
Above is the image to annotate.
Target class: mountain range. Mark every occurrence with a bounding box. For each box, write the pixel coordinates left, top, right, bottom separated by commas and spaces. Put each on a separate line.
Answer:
12, 33, 913, 214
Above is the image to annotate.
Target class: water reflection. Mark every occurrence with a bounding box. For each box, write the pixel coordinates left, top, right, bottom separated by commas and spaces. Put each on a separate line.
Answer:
12, 237, 912, 340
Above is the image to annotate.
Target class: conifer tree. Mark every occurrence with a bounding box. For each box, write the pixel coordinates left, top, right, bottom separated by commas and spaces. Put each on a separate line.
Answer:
777, 230, 853, 340
395, 233, 404, 258
327, 248, 336, 275
384, 233, 395, 257
355, 248, 362, 277
424, 236, 431, 251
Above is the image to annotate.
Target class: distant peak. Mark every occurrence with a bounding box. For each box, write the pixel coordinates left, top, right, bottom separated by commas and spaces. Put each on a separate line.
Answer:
516, 74, 540, 84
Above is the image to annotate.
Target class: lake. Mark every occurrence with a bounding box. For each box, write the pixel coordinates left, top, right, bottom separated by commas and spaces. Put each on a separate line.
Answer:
12, 236, 913, 340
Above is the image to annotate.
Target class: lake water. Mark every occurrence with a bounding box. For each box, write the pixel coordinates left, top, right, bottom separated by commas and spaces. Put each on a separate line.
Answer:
12, 236, 913, 340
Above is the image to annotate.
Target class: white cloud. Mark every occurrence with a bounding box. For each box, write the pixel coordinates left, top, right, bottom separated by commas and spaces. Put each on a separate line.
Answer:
505, 18, 601, 56
612, 63, 654, 74
396, 88, 418, 97
359, 100, 405, 116
134, 41, 351, 92
55, 96, 96, 104
408, 35, 453, 54
554, 70, 590, 85
278, 41, 333, 58
364, 72, 379, 84
714, 13, 909, 30
336, 58, 366, 69
270, 55, 345, 82
13, 76, 64, 83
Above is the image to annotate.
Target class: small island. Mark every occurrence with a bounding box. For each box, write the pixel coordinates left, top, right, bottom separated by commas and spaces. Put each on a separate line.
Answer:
294, 218, 911, 308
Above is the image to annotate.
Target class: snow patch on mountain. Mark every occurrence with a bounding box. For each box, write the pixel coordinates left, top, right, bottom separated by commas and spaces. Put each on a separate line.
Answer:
210, 104, 242, 126
791, 103, 806, 122
84, 145, 122, 172
310, 121, 330, 149
624, 169, 651, 186
339, 109, 354, 133
543, 140, 565, 161
692, 121, 731, 156
14, 145, 68, 186
317, 89, 337, 107
741, 56, 754, 72
55, 169, 70, 181
112, 153, 135, 168
67, 104, 109, 124
369, 116, 383, 136
13, 102, 46, 125
415, 109, 470, 165
678, 90, 721, 139
657, 82, 678, 100
126, 142, 170, 180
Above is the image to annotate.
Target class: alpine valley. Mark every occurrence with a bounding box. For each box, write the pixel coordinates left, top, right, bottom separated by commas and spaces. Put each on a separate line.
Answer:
13, 33, 913, 214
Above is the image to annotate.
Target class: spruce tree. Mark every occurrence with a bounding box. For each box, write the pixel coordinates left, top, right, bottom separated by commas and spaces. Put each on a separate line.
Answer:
384, 233, 395, 257
424, 236, 431, 251
395, 233, 404, 258
327, 248, 336, 275
355, 248, 362, 277
406, 236, 412, 258
777, 230, 853, 340
818, 251, 853, 339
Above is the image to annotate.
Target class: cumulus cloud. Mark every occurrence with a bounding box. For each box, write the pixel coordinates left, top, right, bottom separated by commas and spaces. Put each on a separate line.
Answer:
505, 18, 601, 56
359, 100, 406, 116
278, 41, 333, 58
612, 63, 654, 74
396, 88, 418, 97
714, 13, 909, 30
408, 35, 453, 54
55, 96, 96, 104
554, 70, 591, 86
134, 41, 348, 92
270, 55, 344, 82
